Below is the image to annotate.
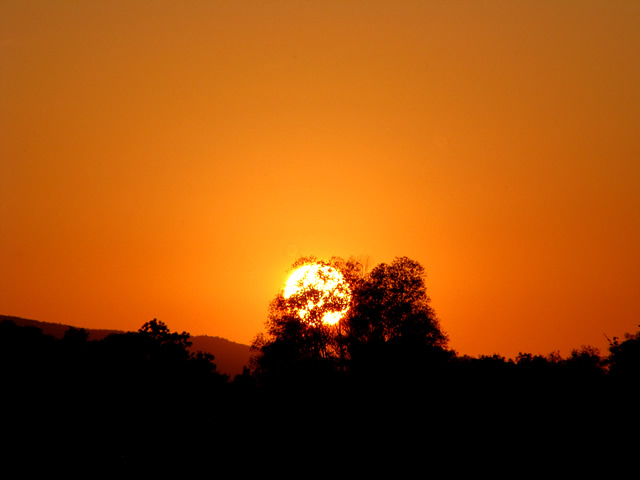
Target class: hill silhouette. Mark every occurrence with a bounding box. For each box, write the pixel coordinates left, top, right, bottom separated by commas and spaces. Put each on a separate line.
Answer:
0, 315, 251, 377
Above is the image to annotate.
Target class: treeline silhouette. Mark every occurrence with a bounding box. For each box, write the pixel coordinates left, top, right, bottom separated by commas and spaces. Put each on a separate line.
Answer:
1, 314, 251, 377
2, 316, 638, 466
2, 257, 638, 466
249, 257, 639, 401
1, 319, 242, 463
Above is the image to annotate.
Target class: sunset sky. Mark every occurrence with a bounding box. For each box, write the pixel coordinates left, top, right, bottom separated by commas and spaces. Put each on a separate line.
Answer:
2, 0, 639, 359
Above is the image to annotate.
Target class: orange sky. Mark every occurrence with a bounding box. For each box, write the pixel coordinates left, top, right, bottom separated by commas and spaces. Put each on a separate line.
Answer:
2, 0, 639, 359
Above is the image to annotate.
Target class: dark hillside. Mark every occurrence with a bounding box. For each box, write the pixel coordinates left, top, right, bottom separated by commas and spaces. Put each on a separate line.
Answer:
188, 334, 251, 377
0, 315, 251, 377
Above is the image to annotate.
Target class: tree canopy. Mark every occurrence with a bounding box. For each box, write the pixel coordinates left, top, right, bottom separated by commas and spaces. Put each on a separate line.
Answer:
250, 256, 449, 385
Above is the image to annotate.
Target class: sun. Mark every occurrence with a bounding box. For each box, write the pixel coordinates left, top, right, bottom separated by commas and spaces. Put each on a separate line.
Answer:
283, 263, 352, 325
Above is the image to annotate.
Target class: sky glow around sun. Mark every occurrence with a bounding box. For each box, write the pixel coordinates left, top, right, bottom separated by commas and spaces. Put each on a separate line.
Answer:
1, 1, 638, 358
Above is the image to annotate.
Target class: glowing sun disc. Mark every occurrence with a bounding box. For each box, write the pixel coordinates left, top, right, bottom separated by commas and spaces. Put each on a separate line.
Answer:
284, 263, 351, 325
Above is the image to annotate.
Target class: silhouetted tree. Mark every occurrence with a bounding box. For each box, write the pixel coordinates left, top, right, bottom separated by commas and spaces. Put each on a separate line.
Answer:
562, 345, 605, 382
139, 317, 187, 342
346, 256, 449, 382
348, 257, 446, 345
250, 256, 365, 389
250, 293, 338, 390
251, 256, 451, 395
62, 325, 90, 344
606, 328, 640, 381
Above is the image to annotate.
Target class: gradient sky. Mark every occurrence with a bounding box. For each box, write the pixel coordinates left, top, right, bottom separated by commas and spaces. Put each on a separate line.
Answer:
2, 0, 639, 359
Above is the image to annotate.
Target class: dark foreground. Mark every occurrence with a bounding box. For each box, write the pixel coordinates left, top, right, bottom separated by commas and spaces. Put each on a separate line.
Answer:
2, 319, 637, 472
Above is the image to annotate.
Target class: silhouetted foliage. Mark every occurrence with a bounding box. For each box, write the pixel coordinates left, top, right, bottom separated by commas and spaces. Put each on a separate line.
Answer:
562, 345, 606, 384
3, 292, 639, 465
0, 318, 237, 463
349, 257, 446, 346
251, 256, 451, 396
346, 256, 450, 387
139, 318, 192, 348
250, 257, 363, 385
607, 328, 640, 380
